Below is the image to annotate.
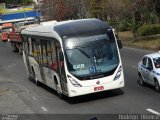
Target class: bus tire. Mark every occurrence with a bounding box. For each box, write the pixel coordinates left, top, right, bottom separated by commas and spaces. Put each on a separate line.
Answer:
55, 77, 64, 99
31, 67, 40, 86
35, 77, 40, 86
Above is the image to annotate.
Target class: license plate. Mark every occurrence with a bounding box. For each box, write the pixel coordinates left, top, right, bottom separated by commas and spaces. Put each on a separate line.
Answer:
94, 86, 104, 91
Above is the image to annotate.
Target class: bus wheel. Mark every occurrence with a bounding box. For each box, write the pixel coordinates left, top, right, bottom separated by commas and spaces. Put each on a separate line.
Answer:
55, 79, 64, 99
55, 85, 63, 99
35, 78, 40, 86
31, 67, 40, 86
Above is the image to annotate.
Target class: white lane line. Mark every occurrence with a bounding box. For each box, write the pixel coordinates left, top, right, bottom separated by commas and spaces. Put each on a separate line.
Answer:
41, 106, 48, 112
32, 96, 37, 101
132, 66, 138, 68
146, 109, 160, 115
6, 64, 17, 68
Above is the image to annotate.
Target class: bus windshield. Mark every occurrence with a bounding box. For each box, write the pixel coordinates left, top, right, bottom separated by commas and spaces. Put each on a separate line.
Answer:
66, 37, 119, 80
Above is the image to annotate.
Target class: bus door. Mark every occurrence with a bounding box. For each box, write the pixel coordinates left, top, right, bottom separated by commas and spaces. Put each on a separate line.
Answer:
57, 47, 68, 94
23, 38, 32, 76
38, 41, 46, 84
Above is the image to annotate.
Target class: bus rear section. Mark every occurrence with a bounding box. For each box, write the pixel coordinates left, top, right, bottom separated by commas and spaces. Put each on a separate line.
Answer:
1, 23, 14, 42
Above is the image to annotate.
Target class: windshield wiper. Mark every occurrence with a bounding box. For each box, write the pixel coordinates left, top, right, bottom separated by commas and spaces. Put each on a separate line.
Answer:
76, 47, 91, 59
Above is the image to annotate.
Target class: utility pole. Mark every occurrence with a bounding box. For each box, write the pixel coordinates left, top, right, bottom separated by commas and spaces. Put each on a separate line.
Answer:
78, 0, 82, 19
34, 0, 43, 23
23, 0, 27, 21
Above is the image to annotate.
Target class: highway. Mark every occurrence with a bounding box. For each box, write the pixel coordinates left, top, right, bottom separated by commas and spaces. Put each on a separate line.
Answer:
0, 41, 160, 119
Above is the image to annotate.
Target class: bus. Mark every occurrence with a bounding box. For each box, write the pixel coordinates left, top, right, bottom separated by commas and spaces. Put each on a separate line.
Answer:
21, 19, 124, 98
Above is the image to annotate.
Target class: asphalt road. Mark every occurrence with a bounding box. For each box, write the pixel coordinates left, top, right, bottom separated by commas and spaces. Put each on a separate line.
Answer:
0, 41, 160, 119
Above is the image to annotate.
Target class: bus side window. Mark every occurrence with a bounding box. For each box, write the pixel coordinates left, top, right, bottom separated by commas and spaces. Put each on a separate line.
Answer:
32, 39, 39, 62
23, 37, 28, 54
58, 49, 64, 69
40, 40, 48, 66
50, 41, 58, 71
46, 41, 52, 68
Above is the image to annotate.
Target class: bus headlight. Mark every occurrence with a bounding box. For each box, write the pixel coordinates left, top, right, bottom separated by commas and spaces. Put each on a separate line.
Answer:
114, 66, 122, 81
67, 75, 82, 87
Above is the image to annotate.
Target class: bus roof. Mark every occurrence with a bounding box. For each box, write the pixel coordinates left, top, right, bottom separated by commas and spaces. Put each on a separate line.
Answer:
54, 19, 111, 37
21, 19, 112, 39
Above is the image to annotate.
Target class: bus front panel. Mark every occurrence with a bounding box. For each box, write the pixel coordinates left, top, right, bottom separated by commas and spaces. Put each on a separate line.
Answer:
63, 33, 124, 97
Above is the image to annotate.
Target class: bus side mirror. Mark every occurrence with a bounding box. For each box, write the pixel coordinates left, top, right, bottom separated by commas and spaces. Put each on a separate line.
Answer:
117, 40, 123, 49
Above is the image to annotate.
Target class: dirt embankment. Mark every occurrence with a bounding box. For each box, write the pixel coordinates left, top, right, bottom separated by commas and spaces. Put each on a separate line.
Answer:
119, 31, 160, 51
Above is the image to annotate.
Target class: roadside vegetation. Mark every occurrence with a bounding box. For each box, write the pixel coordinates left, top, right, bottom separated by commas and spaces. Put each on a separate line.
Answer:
118, 23, 160, 50
38, 0, 160, 51
1, 0, 160, 51
119, 32, 160, 51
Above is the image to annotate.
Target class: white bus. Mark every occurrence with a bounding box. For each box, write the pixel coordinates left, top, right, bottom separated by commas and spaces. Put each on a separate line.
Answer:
21, 19, 124, 98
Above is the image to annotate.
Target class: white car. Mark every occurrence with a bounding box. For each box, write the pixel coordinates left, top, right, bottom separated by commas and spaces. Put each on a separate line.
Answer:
138, 52, 160, 92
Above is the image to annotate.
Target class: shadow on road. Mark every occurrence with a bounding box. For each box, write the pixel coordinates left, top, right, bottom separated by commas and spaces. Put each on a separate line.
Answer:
137, 80, 156, 92
65, 89, 124, 104
29, 78, 124, 104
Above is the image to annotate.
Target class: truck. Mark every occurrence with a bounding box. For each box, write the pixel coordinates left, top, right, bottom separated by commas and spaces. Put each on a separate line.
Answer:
8, 21, 36, 54
1, 23, 14, 42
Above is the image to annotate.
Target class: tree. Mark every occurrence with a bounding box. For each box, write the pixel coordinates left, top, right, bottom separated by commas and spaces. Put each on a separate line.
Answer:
40, 0, 160, 35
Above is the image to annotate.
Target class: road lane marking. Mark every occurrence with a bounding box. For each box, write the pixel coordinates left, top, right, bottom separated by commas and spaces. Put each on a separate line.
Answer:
41, 106, 48, 112
132, 66, 138, 68
146, 109, 160, 115
32, 96, 37, 101
6, 64, 17, 68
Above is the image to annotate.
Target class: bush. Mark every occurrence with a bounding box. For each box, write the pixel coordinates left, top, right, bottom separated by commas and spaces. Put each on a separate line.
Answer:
137, 24, 160, 36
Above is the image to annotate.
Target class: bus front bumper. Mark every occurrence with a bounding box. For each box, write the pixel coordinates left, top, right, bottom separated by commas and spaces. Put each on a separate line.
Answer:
68, 80, 124, 97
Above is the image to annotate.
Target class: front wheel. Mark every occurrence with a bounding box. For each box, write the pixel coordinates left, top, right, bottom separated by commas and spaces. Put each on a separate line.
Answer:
139, 74, 145, 86
35, 78, 40, 86
155, 80, 160, 92
56, 85, 64, 99
29, 67, 40, 86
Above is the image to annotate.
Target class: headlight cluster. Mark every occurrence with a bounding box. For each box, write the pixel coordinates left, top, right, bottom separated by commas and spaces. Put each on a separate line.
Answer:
67, 75, 82, 87
114, 66, 122, 81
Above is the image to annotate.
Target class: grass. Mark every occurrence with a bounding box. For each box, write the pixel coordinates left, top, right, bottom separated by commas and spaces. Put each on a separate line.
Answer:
119, 31, 160, 51
119, 31, 133, 40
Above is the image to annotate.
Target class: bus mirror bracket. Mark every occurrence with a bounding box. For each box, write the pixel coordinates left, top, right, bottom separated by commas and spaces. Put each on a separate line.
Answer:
117, 40, 123, 49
